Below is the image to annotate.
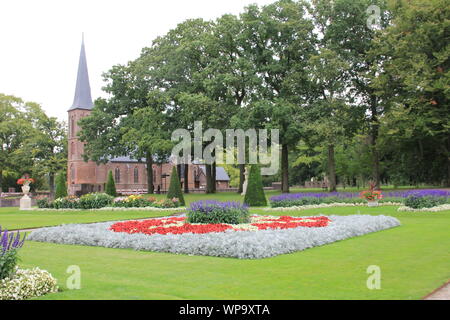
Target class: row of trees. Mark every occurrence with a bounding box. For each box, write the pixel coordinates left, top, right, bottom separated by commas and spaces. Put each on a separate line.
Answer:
0, 94, 67, 193
79, 0, 449, 193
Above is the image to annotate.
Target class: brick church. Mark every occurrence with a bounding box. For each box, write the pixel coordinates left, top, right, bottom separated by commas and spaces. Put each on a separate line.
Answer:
67, 38, 230, 196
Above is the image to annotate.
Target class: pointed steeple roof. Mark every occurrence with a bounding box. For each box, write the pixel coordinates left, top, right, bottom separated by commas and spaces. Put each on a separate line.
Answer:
69, 34, 93, 111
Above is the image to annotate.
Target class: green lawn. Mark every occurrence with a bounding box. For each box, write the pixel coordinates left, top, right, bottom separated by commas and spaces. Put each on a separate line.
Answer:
12, 204, 450, 300
0, 208, 182, 230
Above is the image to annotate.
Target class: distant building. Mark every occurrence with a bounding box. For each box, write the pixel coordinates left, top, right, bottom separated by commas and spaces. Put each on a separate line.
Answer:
67, 38, 230, 196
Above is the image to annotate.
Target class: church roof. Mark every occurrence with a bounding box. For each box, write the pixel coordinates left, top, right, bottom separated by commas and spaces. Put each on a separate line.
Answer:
69, 35, 94, 111
110, 156, 144, 163
198, 165, 230, 181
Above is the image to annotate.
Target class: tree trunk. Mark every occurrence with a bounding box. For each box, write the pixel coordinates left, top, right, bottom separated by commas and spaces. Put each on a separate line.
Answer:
0, 169, 3, 193
281, 143, 289, 193
370, 95, 381, 189
146, 153, 154, 194
212, 162, 217, 193
184, 164, 189, 193
205, 164, 213, 193
328, 144, 337, 192
238, 164, 245, 193
49, 173, 55, 197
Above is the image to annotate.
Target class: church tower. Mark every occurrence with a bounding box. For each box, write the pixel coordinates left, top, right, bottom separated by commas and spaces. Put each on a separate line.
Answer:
67, 35, 98, 195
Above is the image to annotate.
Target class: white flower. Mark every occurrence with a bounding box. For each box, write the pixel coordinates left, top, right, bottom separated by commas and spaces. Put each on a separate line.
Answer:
0, 267, 58, 300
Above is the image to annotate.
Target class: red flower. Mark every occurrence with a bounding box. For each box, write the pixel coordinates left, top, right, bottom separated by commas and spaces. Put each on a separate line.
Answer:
17, 178, 34, 185
109, 215, 332, 236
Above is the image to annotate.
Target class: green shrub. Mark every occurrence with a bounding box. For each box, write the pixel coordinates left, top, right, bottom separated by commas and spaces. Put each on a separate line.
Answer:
113, 195, 155, 208
0, 251, 18, 280
155, 198, 181, 208
187, 201, 250, 224
404, 195, 446, 209
78, 193, 113, 209
105, 171, 117, 197
243, 165, 267, 206
36, 197, 52, 209
166, 166, 185, 206
54, 172, 67, 199
52, 195, 80, 209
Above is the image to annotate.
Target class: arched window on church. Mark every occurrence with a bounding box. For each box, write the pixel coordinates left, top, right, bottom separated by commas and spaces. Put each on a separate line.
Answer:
70, 165, 75, 182
71, 142, 75, 159
70, 117, 75, 138
115, 168, 121, 183
153, 169, 156, 182
134, 167, 139, 184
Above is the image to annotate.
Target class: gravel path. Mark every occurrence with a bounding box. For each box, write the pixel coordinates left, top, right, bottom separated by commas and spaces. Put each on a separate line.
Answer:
423, 281, 450, 300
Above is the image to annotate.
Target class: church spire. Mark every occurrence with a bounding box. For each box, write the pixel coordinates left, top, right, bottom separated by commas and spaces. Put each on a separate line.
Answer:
69, 34, 93, 110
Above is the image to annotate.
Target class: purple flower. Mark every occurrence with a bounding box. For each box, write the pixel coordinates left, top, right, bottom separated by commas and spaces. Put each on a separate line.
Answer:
1, 226, 26, 256
270, 189, 450, 202
189, 200, 249, 214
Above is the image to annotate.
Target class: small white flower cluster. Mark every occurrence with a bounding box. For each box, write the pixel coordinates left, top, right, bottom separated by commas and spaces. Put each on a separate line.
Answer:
31, 206, 186, 212
397, 204, 450, 212
265, 202, 402, 211
0, 267, 58, 300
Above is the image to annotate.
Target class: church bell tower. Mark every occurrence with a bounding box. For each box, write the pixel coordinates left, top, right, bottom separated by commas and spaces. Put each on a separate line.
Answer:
67, 35, 97, 196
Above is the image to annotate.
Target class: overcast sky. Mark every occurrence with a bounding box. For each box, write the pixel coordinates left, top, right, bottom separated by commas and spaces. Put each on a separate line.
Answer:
0, 0, 274, 121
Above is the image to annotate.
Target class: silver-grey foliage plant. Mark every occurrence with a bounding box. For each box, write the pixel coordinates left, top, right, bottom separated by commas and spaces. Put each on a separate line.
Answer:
28, 215, 400, 259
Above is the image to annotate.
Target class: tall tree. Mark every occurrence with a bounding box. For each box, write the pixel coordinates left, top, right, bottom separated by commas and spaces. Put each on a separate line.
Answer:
312, 0, 391, 188
240, 0, 316, 193
372, 0, 450, 185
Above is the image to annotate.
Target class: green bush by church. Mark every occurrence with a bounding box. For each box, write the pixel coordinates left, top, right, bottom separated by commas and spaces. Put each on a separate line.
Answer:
105, 171, 117, 197
243, 165, 267, 206
166, 166, 185, 206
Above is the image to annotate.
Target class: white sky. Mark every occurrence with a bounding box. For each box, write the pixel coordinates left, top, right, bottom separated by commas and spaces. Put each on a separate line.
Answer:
0, 0, 274, 122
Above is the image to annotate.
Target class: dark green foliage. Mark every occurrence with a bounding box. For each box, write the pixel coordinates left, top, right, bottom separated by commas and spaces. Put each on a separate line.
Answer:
0, 250, 18, 280
54, 172, 67, 199
404, 196, 447, 209
36, 197, 51, 208
243, 165, 267, 206
105, 171, 117, 197
78, 193, 114, 209
166, 166, 185, 206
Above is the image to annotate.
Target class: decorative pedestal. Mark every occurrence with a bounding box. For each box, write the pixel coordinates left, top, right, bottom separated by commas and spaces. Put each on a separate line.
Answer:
367, 200, 379, 207
241, 167, 249, 196
20, 185, 32, 210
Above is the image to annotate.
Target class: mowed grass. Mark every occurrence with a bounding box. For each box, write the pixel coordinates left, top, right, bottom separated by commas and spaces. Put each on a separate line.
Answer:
0, 208, 181, 230
15, 205, 450, 300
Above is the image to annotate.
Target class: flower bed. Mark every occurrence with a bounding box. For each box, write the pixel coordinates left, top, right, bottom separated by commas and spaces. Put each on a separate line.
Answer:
28, 214, 400, 259
0, 227, 57, 300
264, 202, 402, 211
0, 267, 58, 300
186, 201, 250, 224
270, 189, 450, 208
109, 215, 331, 235
37, 193, 182, 210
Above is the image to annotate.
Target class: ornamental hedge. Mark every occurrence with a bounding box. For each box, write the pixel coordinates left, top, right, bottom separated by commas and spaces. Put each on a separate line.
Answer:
243, 165, 267, 206
166, 166, 185, 206
105, 171, 117, 197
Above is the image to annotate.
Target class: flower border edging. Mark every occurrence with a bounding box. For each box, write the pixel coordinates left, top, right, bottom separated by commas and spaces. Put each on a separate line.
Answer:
30, 206, 187, 212
397, 204, 450, 212
265, 202, 402, 211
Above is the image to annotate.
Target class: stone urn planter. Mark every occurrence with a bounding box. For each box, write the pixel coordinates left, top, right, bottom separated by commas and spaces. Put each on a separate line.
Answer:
18, 178, 34, 210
